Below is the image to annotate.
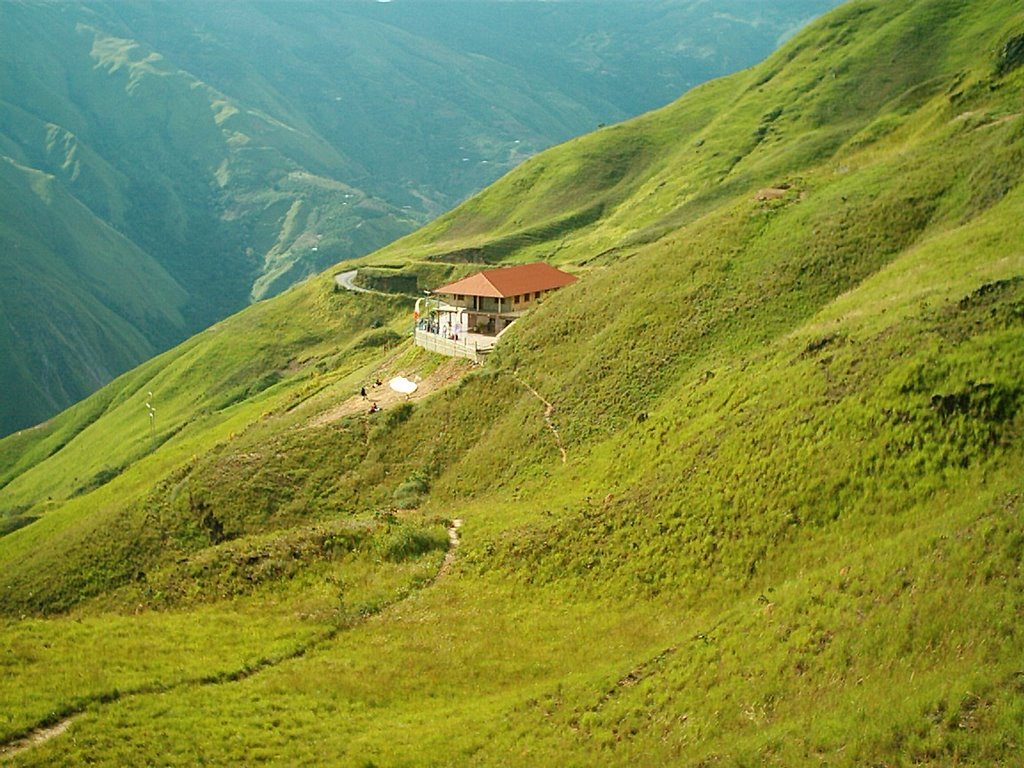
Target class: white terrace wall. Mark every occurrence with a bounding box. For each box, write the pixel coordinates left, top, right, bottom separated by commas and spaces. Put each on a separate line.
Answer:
414, 329, 489, 364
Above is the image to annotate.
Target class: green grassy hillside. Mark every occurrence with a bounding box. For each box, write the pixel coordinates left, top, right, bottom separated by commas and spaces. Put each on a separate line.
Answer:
0, 157, 187, 433
0, 0, 835, 438
1, 0, 1023, 764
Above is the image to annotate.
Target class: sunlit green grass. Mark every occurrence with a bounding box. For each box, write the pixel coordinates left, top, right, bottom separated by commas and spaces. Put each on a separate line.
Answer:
0, 513, 448, 747
1, 0, 1023, 763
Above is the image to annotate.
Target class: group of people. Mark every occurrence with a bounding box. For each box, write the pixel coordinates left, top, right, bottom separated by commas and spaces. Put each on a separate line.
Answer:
416, 317, 462, 341
360, 378, 385, 414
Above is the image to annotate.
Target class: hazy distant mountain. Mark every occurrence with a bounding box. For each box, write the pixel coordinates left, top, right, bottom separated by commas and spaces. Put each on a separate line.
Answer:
0, 0, 840, 435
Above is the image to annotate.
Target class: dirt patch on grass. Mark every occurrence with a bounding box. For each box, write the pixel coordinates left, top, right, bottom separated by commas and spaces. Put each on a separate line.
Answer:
755, 187, 788, 201
309, 358, 472, 427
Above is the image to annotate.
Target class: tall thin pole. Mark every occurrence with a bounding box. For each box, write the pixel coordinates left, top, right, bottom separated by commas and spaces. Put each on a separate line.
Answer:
145, 391, 156, 442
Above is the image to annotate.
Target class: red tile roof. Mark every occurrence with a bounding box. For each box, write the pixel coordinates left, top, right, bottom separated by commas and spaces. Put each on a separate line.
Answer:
432, 262, 577, 299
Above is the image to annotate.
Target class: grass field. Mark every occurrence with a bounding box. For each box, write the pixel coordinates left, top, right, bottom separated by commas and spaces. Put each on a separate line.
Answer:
1, 0, 1023, 763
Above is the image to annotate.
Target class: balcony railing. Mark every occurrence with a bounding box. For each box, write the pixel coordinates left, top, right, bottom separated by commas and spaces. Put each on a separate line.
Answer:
414, 329, 493, 364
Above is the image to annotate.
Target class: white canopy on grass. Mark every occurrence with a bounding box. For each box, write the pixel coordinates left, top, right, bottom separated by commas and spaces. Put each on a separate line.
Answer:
389, 377, 418, 395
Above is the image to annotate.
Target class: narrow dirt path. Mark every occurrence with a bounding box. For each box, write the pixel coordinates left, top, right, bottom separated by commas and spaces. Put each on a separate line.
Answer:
0, 718, 73, 761
513, 373, 567, 463
439, 518, 463, 577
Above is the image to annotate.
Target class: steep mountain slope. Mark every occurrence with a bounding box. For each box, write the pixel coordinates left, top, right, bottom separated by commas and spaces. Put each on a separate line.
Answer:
0, 0, 837, 438
0, 157, 187, 434
1, 0, 1023, 764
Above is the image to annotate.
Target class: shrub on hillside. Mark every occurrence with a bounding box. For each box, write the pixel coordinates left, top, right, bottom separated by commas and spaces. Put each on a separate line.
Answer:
374, 522, 447, 563
392, 473, 430, 509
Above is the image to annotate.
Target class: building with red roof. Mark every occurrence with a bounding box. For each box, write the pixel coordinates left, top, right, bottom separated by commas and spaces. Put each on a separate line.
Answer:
427, 262, 577, 337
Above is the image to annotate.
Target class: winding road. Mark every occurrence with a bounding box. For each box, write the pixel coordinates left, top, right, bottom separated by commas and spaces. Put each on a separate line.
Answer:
334, 269, 369, 293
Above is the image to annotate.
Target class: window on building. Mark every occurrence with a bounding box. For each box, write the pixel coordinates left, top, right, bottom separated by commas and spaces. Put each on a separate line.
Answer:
513, 294, 521, 304
534, 291, 541, 300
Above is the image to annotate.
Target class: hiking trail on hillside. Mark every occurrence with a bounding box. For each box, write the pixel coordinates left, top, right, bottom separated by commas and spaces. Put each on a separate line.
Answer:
0, 719, 72, 761
439, 518, 463, 577
513, 373, 567, 463
0, 517, 466, 759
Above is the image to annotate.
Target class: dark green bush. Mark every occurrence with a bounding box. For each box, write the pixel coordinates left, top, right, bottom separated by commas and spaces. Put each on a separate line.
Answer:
375, 524, 447, 563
